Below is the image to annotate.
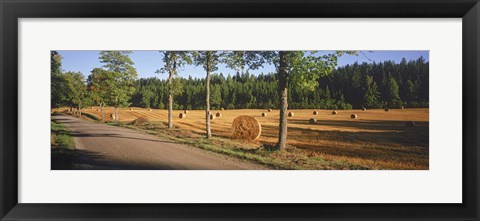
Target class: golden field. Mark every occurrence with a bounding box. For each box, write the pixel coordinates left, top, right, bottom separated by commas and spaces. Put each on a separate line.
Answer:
55, 107, 429, 170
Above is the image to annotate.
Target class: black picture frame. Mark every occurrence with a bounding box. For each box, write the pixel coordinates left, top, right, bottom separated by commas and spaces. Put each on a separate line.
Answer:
1, 0, 479, 220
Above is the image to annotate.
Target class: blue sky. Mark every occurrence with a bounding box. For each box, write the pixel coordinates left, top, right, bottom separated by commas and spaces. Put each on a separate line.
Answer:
57, 50, 429, 80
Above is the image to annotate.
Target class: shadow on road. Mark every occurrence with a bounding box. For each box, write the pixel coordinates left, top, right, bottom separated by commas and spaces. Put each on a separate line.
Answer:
52, 148, 175, 170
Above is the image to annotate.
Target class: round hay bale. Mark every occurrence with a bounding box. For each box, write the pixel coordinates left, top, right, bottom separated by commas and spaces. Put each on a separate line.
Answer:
268, 109, 272, 112
401, 106, 405, 109
129, 108, 133, 111
221, 108, 225, 111
96, 109, 100, 112
362, 108, 367, 111
351, 114, 357, 119
332, 111, 337, 115
313, 111, 319, 115
132, 117, 148, 126
288, 112, 294, 117
405, 121, 416, 127
110, 113, 116, 120
210, 114, 216, 120
261, 112, 267, 117
309, 118, 317, 124
385, 108, 390, 112
179, 113, 186, 118
216, 112, 222, 117
231, 115, 261, 141
184, 110, 189, 114
90, 107, 94, 109
148, 108, 152, 112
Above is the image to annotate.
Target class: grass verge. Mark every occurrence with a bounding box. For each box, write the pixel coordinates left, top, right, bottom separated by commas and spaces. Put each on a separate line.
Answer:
51, 120, 75, 169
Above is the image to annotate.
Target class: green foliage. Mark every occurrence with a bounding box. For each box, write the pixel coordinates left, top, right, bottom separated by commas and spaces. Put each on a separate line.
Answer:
363, 75, 382, 108
51, 51, 65, 108
98, 51, 138, 108
156, 51, 193, 97
63, 71, 89, 108
384, 75, 402, 108
130, 57, 428, 110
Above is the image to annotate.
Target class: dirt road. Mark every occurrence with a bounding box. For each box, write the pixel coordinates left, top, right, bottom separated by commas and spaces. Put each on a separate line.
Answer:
51, 115, 265, 170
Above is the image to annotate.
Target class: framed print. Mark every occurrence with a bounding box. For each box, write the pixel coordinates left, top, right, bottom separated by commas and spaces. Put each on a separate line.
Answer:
1, 0, 479, 220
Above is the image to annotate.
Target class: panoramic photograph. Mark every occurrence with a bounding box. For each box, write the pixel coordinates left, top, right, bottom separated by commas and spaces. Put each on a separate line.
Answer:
50, 50, 429, 170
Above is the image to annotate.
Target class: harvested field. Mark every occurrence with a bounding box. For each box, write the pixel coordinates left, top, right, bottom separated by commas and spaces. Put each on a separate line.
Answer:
60, 107, 429, 170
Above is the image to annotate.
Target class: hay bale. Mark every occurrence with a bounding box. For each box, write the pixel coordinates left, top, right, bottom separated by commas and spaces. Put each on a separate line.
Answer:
132, 117, 148, 126
288, 112, 294, 117
313, 111, 319, 115
90, 107, 93, 109
309, 118, 317, 124
385, 108, 390, 112
184, 110, 189, 114
268, 109, 272, 112
221, 108, 225, 111
401, 106, 405, 109
216, 112, 222, 117
210, 114, 216, 120
179, 113, 186, 118
110, 113, 116, 120
351, 114, 357, 119
405, 121, 416, 127
262, 112, 267, 117
332, 111, 337, 115
232, 115, 261, 141
96, 109, 100, 112
148, 108, 152, 112
129, 108, 133, 111
362, 108, 367, 111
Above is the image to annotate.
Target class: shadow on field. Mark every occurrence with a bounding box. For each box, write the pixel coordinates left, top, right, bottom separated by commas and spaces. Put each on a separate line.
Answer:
288, 119, 428, 131
260, 119, 429, 166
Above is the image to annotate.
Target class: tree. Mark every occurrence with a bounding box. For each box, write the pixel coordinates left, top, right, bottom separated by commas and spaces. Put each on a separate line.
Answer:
363, 75, 381, 108
156, 51, 192, 129
87, 68, 113, 121
235, 51, 353, 150
193, 51, 223, 139
63, 71, 88, 117
385, 74, 402, 108
51, 51, 65, 108
99, 51, 138, 122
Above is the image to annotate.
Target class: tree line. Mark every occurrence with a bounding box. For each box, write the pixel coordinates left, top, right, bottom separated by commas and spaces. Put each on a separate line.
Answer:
132, 57, 429, 110
51, 50, 428, 150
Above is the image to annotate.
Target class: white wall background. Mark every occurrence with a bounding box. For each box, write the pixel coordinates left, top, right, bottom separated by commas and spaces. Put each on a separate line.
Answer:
18, 18, 462, 203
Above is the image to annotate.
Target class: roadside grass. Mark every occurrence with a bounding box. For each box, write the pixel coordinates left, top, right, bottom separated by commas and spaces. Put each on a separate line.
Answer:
108, 121, 368, 170
51, 121, 75, 169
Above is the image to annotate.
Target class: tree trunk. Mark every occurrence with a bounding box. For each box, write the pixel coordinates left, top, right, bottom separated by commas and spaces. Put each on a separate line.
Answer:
114, 106, 118, 122
114, 96, 119, 122
78, 104, 81, 117
168, 72, 173, 129
276, 51, 288, 150
205, 56, 212, 139
100, 103, 105, 122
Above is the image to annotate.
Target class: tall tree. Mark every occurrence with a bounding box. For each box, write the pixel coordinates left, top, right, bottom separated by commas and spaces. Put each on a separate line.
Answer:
51, 51, 65, 108
235, 51, 353, 150
363, 75, 381, 108
193, 51, 223, 139
63, 71, 88, 117
384, 74, 402, 108
156, 51, 192, 129
87, 68, 114, 121
99, 51, 138, 122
